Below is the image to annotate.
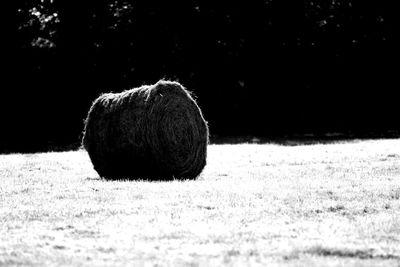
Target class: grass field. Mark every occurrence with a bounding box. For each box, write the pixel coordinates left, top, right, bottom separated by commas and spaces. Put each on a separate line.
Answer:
1, 139, 400, 266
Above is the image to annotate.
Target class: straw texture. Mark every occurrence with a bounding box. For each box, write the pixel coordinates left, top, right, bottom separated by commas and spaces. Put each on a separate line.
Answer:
82, 80, 209, 180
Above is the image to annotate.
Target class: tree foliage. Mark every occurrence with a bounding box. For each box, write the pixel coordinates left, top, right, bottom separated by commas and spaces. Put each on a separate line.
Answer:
3, 0, 398, 151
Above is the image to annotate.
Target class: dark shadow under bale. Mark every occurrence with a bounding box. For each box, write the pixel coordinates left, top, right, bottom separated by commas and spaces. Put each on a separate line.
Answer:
82, 80, 209, 180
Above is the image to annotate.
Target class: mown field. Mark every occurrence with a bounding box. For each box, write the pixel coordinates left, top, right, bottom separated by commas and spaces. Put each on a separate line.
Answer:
1, 139, 400, 266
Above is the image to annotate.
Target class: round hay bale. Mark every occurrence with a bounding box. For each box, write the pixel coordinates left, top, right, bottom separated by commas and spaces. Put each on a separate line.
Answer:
82, 80, 209, 180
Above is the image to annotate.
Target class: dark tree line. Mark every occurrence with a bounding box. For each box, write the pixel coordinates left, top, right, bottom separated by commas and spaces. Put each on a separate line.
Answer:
2, 0, 399, 152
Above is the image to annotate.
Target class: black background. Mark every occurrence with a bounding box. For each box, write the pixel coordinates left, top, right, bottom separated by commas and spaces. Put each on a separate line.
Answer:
2, 0, 399, 152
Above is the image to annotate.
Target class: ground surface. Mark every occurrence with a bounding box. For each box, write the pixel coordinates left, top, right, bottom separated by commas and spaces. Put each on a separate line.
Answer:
1, 139, 400, 266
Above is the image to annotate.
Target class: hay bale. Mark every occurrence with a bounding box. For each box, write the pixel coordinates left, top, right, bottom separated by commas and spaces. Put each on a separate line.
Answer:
82, 80, 209, 180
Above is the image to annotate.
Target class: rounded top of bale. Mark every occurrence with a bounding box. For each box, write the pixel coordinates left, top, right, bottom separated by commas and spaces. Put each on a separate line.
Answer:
83, 79, 209, 180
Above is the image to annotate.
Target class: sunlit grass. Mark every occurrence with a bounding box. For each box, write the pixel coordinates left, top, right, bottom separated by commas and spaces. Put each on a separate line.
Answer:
1, 139, 400, 266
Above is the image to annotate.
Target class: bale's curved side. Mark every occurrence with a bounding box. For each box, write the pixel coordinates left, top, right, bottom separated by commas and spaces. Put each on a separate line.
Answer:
82, 80, 209, 180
